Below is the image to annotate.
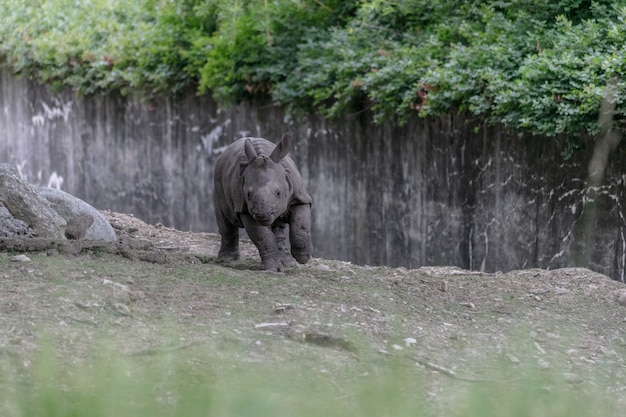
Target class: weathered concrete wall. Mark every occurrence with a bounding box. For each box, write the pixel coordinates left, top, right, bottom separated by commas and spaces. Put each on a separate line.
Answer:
1, 70, 624, 280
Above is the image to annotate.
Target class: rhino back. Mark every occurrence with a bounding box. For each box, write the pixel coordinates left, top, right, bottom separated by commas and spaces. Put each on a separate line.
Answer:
213, 138, 248, 225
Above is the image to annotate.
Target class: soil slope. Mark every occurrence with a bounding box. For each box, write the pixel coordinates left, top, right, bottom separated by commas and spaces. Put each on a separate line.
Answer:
1, 211, 625, 410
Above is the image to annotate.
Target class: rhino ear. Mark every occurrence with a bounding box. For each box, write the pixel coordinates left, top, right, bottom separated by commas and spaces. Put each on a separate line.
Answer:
270, 132, 292, 162
244, 138, 257, 161
286, 170, 312, 205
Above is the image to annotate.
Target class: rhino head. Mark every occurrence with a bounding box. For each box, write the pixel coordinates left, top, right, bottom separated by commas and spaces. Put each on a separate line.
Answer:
241, 134, 293, 226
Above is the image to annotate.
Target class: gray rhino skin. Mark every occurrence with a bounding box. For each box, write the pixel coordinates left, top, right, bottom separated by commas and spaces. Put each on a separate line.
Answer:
213, 133, 312, 271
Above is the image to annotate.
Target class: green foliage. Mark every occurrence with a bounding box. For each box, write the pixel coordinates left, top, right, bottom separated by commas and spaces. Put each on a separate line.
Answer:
417, 1, 625, 142
0, 0, 215, 94
0, 0, 624, 142
197, 0, 356, 103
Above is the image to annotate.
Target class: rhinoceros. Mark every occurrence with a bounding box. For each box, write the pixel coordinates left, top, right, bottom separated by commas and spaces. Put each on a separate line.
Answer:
213, 133, 312, 271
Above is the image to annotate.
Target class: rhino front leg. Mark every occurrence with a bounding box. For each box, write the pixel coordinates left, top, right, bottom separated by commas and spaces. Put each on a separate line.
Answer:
289, 204, 312, 264
216, 210, 240, 261
241, 214, 290, 272
273, 222, 297, 268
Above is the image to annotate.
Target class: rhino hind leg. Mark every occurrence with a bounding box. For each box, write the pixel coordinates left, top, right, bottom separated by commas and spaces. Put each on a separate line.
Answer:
218, 232, 240, 261
216, 212, 240, 261
289, 204, 312, 264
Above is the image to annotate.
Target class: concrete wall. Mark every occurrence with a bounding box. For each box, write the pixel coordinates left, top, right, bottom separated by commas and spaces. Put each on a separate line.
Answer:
1, 70, 624, 280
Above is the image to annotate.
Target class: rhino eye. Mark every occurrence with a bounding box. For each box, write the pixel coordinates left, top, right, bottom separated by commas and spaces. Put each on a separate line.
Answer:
276, 190, 281, 198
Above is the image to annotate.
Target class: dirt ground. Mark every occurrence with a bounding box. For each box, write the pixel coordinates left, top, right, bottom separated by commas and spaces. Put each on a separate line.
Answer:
1, 211, 626, 409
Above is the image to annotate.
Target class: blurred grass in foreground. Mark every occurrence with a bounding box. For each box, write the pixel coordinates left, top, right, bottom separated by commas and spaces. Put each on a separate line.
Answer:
1, 344, 621, 417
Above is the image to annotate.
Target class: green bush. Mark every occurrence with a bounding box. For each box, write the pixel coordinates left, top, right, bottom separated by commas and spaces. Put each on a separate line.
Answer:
0, 0, 624, 143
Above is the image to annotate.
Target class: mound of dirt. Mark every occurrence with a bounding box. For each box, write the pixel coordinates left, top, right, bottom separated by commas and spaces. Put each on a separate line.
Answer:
1, 211, 625, 411
103, 211, 257, 264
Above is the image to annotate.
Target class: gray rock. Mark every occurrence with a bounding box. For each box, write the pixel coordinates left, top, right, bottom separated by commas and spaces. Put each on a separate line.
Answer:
0, 164, 66, 239
0, 206, 35, 237
38, 187, 117, 242
10, 254, 32, 262
0, 164, 117, 248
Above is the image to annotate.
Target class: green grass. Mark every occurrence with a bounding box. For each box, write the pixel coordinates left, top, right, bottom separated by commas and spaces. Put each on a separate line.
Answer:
0, 345, 621, 417
2, 252, 624, 416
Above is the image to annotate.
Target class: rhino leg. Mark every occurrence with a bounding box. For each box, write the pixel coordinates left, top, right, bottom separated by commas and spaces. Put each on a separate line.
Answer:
241, 214, 294, 272
273, 222, 297, 268
289, 204, 312, 264
216, 210, 240, 261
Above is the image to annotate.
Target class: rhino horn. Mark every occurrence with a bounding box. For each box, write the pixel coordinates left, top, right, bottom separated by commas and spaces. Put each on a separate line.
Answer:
270, 132, 292, 162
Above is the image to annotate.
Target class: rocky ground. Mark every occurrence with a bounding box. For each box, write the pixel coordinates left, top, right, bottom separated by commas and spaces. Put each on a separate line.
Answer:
1, 211, 626, 412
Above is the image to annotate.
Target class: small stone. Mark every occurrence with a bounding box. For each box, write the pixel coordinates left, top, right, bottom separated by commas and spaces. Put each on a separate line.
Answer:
274, 303, 296, 313
254, 322, 288, 329
534, 341, 546, 354
563, 372, 582, 384
538, 359, 551, 369
404, 337, 417, 347
10, 254, 31, 262
506, 353, 520, 364
102, 278, 130, 292
111, 302, 131, 316
102, 278, 131, 303
617, 292, 626, 307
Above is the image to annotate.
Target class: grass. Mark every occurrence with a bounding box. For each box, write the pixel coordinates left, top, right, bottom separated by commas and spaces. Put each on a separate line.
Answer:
2, 243, 625, 417
0, 344, 621, 417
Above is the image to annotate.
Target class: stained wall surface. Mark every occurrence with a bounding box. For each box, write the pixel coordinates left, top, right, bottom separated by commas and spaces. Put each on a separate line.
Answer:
1, 71, 624, 280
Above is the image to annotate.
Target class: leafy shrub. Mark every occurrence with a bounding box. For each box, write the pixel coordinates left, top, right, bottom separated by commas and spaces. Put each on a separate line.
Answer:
0, 0, 624, 143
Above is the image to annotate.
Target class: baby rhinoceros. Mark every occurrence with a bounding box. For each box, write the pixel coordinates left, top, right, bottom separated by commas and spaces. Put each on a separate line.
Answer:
213, 133, 312, 271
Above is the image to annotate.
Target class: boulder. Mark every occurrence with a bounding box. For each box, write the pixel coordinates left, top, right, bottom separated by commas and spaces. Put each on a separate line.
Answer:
0, 163, 117, 248
0, 206, 35, 237
0, 164, 66, 239
38, 186, 117, 242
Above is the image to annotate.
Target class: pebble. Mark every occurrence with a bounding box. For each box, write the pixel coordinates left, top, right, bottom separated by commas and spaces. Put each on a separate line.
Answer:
254, 322, 288, 329
617, 292, 626, 307
538, 359, 551, 369
10, 254, 31, 262
563, 372, 582, 384
506, 353, 520, 364
111, 302, 131, 316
